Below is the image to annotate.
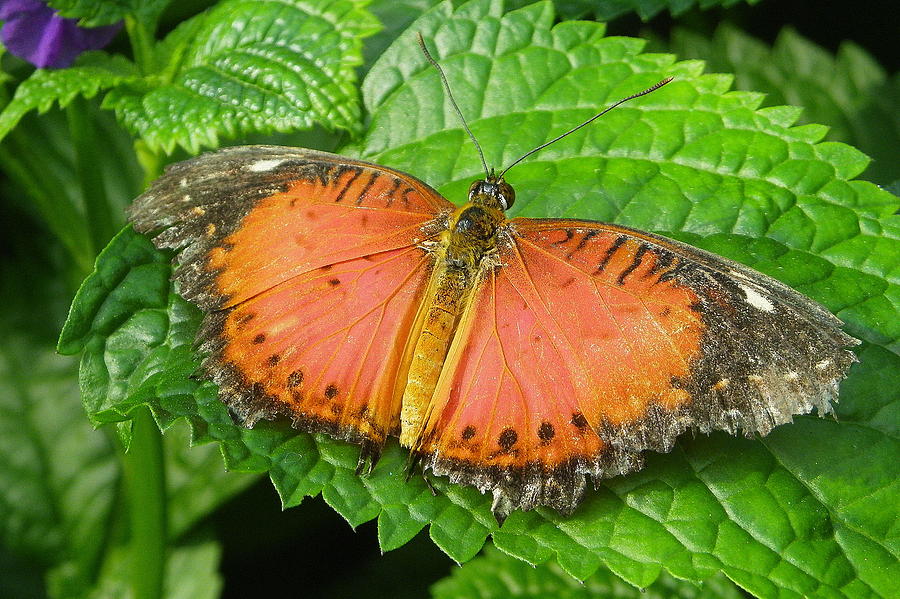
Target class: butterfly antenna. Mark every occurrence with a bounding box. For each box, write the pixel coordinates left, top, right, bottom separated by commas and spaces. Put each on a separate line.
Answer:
497, 77, 674, 180
416, 33, 490, 179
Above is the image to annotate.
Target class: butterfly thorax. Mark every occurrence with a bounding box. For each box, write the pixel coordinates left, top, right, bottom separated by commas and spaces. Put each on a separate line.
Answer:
397, 178, 512, 446
443, 176, 513, 269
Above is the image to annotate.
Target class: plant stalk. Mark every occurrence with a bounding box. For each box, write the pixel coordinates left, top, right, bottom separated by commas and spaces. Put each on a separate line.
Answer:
122, 408, 167, 599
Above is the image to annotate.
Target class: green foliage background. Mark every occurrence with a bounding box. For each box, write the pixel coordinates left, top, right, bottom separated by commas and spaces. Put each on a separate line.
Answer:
0, 1, 896, 598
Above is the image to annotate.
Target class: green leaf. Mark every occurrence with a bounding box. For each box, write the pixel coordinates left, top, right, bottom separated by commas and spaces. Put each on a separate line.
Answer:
0, 84, 147, 292
431, 545, 745, 598
670, 25, 900, 184
103, 0, 381, 154
0, 341, 116, 594
62, 0, 898, 597
48, 0, 170, 27
0, 54, 140, 146
76, 540, 223, 599
0, 242, 117, 595
553, 0, 760, 21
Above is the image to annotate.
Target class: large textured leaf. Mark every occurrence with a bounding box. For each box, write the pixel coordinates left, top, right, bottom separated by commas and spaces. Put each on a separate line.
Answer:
60, 1, 898, 597
103, 0, 380, 153
670, 25, 900, 185
431, 545, 745, 598
0, 335, 116, 594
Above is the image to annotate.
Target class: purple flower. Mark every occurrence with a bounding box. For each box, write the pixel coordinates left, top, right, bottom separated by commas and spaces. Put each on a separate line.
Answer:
0, 0, 121, 69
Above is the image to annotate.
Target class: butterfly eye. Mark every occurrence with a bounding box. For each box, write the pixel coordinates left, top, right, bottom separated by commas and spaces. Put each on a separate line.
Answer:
468, 180, 483, 199
497, 181, 515, 210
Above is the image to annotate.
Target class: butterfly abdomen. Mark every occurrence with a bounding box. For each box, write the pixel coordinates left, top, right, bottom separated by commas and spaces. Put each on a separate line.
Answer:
399, 261, 474, 445
398, 202, 506, 446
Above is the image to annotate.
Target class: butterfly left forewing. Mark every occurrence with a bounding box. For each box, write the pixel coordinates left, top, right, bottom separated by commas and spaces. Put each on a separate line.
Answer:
130, 145, 455, 461
415, 217, 858, 518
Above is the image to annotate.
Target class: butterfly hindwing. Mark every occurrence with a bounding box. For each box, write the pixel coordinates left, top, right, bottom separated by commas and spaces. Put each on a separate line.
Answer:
131, 145, 454, 456
416, 218, 857, 517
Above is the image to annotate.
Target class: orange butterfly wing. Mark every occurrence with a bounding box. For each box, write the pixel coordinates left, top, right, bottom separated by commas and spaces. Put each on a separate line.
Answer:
415, 218, 857, 517
130, 146, 453, 459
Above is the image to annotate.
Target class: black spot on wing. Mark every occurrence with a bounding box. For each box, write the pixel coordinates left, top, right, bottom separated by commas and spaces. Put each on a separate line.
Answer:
356, 171, 379, 204
538, 422, 555, 443
498, 428, 518, 451
551, 229, 575, 246
571, 412, 588, 430
381, 177, 402, 207
287, 370, 304, 387
644, 247, 675, 278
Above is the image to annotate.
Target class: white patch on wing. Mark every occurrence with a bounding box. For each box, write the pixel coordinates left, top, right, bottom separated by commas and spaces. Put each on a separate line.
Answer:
247, 158, 286, 172
738, 283, 775, 313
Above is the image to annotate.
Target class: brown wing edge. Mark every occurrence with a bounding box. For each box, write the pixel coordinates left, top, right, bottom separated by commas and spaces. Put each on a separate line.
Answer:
417, 444, 643, 523
511, 219, 860, 453
128, 145, 449, 311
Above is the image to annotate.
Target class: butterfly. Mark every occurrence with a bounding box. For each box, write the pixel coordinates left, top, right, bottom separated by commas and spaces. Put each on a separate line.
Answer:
128, 49, 858, 522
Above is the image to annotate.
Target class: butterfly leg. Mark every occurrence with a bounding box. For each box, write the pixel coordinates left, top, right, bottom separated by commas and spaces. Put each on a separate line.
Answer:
355, 440, 383, 476
402, 448, 419, 481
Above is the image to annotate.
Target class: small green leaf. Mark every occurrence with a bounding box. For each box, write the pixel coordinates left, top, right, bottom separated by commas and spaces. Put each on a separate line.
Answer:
670, 25, 900, 184
48, 0, 170, 26
431, 545, 745, 598
103, 0, 381, 154
0, 54, 140, 145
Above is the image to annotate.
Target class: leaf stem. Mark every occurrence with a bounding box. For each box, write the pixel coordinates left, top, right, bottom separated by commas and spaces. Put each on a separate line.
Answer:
125, 16, 157, 74
135, 139, 165, 187
123, 408, 167, 599
67, 97, 118, 256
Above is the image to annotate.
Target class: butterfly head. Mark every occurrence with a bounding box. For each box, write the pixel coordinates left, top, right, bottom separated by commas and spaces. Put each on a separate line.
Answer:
468, 175, 515, 212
